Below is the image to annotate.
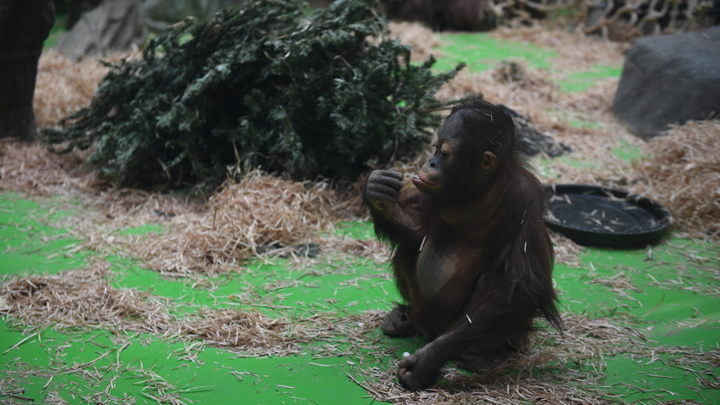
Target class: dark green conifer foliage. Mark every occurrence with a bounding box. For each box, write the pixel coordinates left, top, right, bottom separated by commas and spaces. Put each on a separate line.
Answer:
42, 0, 464, 188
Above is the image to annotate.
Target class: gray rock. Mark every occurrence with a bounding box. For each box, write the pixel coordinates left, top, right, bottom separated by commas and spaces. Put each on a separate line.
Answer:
612, 26, 720, 139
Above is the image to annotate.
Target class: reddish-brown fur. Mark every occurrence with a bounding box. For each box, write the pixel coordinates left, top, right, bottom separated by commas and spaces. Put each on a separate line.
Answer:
364, 98, 561, 390
383, 0, 495, 31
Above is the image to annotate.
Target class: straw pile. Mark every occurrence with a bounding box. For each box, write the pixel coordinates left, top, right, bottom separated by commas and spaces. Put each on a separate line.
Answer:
7, 21, 713, 271
180, 309, 385, 358
1, 50, 119, 196
4, 260, 714, 404
121, 171, 364, 275
33, 51, 110, 128
631, 120, 720, 240
0, 140, 375, 274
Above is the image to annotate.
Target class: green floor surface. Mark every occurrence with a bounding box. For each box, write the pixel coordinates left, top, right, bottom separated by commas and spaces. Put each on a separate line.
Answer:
2, 191, 719, 404
1, 325, 377, 404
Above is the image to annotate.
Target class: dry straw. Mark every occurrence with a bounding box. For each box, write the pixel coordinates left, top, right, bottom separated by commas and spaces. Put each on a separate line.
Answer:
4, 22, 715, 275
4, 260, 714, 404
631, 120, 720, 240
0, 139, 97, 195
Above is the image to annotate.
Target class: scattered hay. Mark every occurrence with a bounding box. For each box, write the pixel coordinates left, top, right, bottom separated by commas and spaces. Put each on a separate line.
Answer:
0, 139, 98, 195
1, 257, 714, 403
0, 265, 385, 358
0, 264, 173, 334
631, 120, 720, 241
436, 58, 557, 104
180, 309, 386, 358
179, 309, 300, 353
2, 24, 716, 405
9, 28, 645, 273
589, 272, 641, 292
0, 140, 371, 274
1, 264, 659, 404
664, 346, 720, 389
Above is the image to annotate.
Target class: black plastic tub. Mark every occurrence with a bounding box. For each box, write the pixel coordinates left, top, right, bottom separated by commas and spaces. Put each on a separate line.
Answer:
544, 184, 673, 248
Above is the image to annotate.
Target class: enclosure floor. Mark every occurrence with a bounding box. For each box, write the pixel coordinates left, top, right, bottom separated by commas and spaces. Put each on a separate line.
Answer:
2, 193, 719, 404
2, 27, 719, 405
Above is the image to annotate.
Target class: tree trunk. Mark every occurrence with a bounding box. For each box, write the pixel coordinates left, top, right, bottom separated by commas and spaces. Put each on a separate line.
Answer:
0, 0, 55, 141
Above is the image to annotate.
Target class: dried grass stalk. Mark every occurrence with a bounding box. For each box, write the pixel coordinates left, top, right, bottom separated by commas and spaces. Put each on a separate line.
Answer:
4, 26, 715, 275
180, 309, 297, 350
1, 28, 716, 405
550, 231, 582, 267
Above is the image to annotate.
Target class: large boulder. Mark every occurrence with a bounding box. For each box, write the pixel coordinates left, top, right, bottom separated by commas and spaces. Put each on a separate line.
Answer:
612, 26, 720, 139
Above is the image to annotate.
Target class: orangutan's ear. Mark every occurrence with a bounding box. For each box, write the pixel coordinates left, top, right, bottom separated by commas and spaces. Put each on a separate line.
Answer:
481, 151, 497, 171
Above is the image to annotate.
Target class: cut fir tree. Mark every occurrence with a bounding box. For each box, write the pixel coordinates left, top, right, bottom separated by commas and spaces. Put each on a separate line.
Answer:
42, 0, 465, 189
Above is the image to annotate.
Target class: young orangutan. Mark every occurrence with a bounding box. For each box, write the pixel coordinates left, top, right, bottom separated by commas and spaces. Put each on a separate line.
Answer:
364, 97, 562, 390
